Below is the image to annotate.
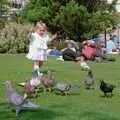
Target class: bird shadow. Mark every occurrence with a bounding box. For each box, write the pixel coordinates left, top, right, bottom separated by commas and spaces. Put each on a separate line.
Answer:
85, 87, 95, 90
0, 106, 65, 120
0, 101, 66, 120
68, 92, 81, 96
0, 102, 11, 109
0, 102, 7, 106
53, 91, 80, 96
21, 108, 65, 120
100, 94, 114, 98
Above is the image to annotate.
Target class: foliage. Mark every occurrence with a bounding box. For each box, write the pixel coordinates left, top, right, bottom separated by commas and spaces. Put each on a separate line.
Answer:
85, 11, 118, 38
14, 0, 119, 41
53, 1, 89, 41
19, 0, 53, 23
23, 7, 52, 23
0, 22, 34, 53
0, 0, 10, 29
48, 41, 66, 50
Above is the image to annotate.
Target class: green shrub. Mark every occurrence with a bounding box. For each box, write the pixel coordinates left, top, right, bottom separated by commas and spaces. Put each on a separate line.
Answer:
53, 1, 89, 41
0, 22, 34, 53
48, 40, 66, 50
18, 0, 118, 41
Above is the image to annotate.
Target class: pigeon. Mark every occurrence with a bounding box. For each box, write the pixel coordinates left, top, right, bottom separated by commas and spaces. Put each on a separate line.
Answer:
24, 80, 36, 98
80, 62, 91, 71
56, 56, 64, 61
40, 71, 80, 94
19, 70, 43, 98
100, 80, 115, 96
23, 70, 42, 98
18, 70, 42, 87
40, 71, 56, 90
84, 70, 94, 89
53, 83, 80, 95
5, 80, 39, 116
30, 70, 42, 87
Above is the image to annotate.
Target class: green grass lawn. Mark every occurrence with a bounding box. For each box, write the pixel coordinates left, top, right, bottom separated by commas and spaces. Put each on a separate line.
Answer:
0, 54, 120, 120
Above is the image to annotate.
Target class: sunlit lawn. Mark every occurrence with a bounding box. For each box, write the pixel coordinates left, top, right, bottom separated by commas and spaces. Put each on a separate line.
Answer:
0, 54, 120, 120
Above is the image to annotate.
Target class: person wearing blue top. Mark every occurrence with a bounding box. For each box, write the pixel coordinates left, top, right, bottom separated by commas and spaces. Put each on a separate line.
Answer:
106, 39, 116, 53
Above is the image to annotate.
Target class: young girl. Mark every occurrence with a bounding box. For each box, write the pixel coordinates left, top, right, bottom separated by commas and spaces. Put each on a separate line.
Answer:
26, 21, 57, 75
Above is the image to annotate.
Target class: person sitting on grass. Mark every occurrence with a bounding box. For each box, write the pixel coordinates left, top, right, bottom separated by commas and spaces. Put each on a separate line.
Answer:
105, 38, 117, 54
57, 40, 82, 61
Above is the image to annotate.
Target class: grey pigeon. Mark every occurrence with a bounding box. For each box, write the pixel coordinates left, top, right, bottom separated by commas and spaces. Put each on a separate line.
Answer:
5, 80, 39, 116
84, 70, 94, 89
40, 71, 79, 94
30, 70, 41, 87
40, 71, 56, 93
24, 80, 36, 98
53, 83, 80, 95
18, 70, 41, 87
40, 71, 56, 88
19, 70, 42, 98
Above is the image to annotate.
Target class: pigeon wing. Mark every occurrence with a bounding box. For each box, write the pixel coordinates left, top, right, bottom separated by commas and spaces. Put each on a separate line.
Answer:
54, 83, 66, 91
10, 93, 25, 106
84, 75, 93, 85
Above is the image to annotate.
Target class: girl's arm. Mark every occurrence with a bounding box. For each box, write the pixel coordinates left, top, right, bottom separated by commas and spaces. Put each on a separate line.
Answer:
47, 33, 58, 44
29, 33, 35, 45
51, 33, 58, 41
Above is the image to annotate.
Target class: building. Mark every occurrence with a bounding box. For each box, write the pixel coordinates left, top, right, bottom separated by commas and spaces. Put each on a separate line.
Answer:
0, 0, 29, 19
106, 0, 120, 13
8, 0, 29, 9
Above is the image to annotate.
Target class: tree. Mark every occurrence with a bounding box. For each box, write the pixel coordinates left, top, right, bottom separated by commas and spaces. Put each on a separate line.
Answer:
86, 11, 118, 37
53, 1, 89, 41
19, 0, 53, 22
18, 0, 118, 41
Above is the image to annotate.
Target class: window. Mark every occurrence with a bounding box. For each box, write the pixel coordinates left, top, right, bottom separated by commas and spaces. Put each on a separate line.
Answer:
11, 0, 22, 9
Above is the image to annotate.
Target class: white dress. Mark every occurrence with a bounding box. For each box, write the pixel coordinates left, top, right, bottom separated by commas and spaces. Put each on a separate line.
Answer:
26, 32, 51, 61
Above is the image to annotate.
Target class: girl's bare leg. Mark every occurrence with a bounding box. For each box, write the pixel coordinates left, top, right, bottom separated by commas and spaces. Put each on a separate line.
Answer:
39, 61, 44, 68
33, 60, 43, 75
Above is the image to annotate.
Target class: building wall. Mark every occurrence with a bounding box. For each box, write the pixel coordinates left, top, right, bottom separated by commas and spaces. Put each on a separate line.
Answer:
107, 0, 120, 12
0, 0, 29, 19
9, 0, 29, 9
116, 0, 120, 12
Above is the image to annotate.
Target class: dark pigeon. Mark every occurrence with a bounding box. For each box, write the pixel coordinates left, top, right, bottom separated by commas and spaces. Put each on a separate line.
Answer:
100, 80, 115, 96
